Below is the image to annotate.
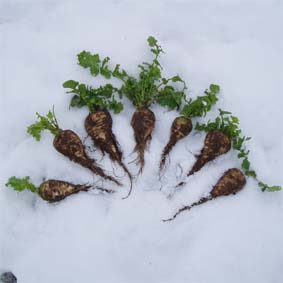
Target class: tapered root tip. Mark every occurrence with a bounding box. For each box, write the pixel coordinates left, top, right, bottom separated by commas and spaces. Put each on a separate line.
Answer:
109, 177, 122, 187
122, 177, 133, 200
162, 217, 175, 222
175, 181, 186, 188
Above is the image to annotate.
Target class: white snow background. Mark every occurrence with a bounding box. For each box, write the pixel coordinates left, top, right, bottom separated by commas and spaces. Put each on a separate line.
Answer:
0, 0, 283, 282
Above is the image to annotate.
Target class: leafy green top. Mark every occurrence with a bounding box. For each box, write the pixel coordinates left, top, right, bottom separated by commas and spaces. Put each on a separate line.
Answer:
181, 84, 220, 118
27, 108, 61, 141
77, 51, 112, 78
63, 80, 123, 114
195, 109, 282, 192
76, 36, 187, 110
5, 176, 39, 194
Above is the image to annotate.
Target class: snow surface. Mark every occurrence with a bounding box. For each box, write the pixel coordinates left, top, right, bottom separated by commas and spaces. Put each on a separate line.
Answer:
1, 0, 283, 282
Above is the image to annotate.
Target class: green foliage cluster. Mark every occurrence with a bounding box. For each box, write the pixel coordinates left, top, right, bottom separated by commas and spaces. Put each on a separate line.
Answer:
76, 36, 187, 110
63, 80, 123, 114
27, 109, 60, 141
77, 51, 112, 78
195, 109, 282, 192
5, 176, 39, 194
181, 84, 220, 118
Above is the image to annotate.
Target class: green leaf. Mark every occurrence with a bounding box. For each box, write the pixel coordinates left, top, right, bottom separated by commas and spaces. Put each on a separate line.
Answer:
6, 176, 38, 194
77, 51, 101, 77
258, 181, 282, 192
156, 86, 183, 109
90, 65, 99, 76
171, 75, 182, 82
100, 68, 112, 79
78, 51, 100, 68
219, 109, 232, 115
63, 80, 79, 89
147, 36, 157, 47
267, 186, 282, 192
110, 101, 123, 114
27, 110, 60, 140
70, 95, 85, 108
245, 170, 256, 177
181, 85, 219, 118
209, 84, 220, 93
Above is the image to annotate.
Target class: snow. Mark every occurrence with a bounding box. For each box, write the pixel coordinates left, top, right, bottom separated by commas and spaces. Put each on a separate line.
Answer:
1, 0, 283, 282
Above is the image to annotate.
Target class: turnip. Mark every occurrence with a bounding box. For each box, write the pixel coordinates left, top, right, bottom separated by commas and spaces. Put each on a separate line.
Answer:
176, 129, 231, 187
159, 84, 220, 172
193, 109, 282, 192
111, 36, 187, 177
164, 168, 246, 221
77, 37, 187, 198
27, 109, 120, 186
5, 176, 113, 202
62, 81, 132, 190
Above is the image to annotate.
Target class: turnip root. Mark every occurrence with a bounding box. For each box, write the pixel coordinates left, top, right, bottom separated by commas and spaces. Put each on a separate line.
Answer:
164, 168, 246, 221
159, 84, 220, 173
28, 110, 121, 186
131, 107, 156, 173
6, 176, 114, 203
85, 110, 132, 183
159, 116, 192, 172
177, 130, 231, 187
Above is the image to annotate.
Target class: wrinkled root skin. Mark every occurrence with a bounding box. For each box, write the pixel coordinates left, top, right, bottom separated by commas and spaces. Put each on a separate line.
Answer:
85, 111, 131, 176
53, 130, 121, 185
188, 130, 231, 176
85, 111, 122, 161
164, 168, 246, 221
160, 116, 192, 171
39, 180, 91, 202
53, 129, 93, 164
131, 108, 155, 172
211, 168, 246, 197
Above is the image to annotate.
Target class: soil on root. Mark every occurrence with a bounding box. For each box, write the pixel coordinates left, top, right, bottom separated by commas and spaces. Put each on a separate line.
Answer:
160, 116, 192, 171
53, 129, 121, 185
164, 168, 246, 221
85, 110, 131, 175
131, 107, 155, 173
188, 130, 231, 176
211, 168, 246, 197
39, 180, 90, 202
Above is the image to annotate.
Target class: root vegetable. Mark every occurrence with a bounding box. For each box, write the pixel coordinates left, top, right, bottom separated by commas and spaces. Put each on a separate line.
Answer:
189, 130, 231, 176
87, 37, 186, 177
85, 110, 133, 193
39, 180, 91, 202
28, 110, 120, 186
131, 107, 156, 173
5, 176, 114, 203
53, 129, 121, 185
177, 130, 231, 187
195, 109, 283, 192
71, 37, 188, 197
63, 80, 132, 194
164, 168, 246, 221
159, 84, 220, 173
159, 116, 192, 172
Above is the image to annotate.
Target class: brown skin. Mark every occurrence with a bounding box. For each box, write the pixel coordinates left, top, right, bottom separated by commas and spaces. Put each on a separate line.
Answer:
159, 116, 192, 172
177, 130, 231, 187
85, 110, 132, 181
39, 180, 91, 202
164, 168, 246, 221
189, 130, 231, 176
39, 179, 114, 202
53, 129, 121, 186
131, 107, 155, 173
